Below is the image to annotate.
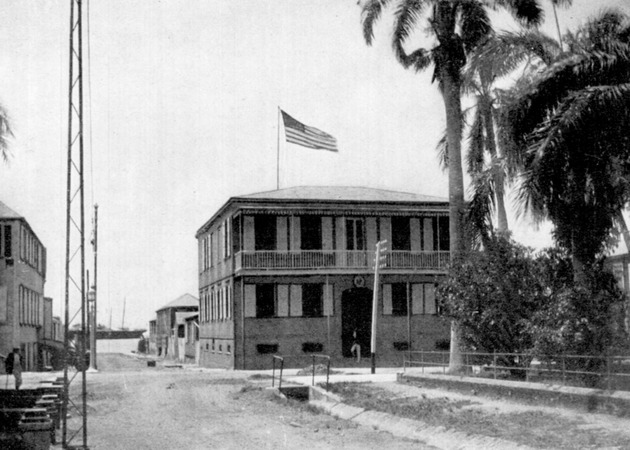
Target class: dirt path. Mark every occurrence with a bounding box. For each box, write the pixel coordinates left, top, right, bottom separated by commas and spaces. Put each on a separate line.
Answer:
62, 355, 433, 450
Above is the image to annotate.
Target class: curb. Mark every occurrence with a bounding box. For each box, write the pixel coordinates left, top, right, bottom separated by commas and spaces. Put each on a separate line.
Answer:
400, 371, 630, 416
309, 386, 533, 450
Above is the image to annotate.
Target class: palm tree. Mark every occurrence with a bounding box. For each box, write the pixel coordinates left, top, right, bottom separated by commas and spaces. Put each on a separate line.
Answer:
450, 30, 561, 239
0, 104, 12, 162
502, 9, 630, 281
360, 0, 543, 370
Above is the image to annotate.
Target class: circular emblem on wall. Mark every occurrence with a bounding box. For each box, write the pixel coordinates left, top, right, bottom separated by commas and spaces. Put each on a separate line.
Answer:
354, 276, 365, 288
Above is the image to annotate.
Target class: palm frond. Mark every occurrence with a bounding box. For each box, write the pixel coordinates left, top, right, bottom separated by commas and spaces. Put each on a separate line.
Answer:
361, 0, 395, 45
435, 130, 449, 170
467, 166, 497, 241
467, 104, 485, 174
458, 0, 492, 53
0, 105, 13, 162
392, 0, 432, 69
528, 83, 630, 162
467, 30, 560, 79
504, 44, 630, 148
489, 0, 544, 28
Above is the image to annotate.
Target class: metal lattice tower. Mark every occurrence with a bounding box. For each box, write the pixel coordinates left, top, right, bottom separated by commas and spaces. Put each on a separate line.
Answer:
62, 0, 89, 448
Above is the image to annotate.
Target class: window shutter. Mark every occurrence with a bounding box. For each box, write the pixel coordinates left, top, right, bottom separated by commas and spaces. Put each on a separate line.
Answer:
323, 283, 333, 316
412, 284, 423, 315
423, 218, 434, 251
244, 285, 256, 317
277, 285, 289, 317
380, 218, 392, 247
243, 216, 255, 251
382, 284, 392, 315
276, 216, 288, 251
366, 217, 378, 252
410, 218, 422, 252
290, 217, 301, 251
322, 217, 333, 251
0, 286, 7, 322
290, 285, 302, 317
425, 284, 436, 314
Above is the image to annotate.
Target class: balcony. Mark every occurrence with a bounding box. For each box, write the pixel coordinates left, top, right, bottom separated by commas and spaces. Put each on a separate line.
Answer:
234, 250, 449, 272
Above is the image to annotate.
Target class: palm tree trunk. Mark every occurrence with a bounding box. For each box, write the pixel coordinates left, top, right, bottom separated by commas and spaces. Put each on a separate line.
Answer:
483, 102, 508, 233
551, 3, 564, 52
442, 71, 466, 373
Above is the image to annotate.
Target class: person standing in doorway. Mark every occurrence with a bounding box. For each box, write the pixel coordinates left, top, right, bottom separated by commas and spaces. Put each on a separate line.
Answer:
350, 329, 361, 362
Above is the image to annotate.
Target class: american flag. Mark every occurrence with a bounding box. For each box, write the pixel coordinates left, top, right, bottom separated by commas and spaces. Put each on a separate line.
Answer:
281, 110, 338, 152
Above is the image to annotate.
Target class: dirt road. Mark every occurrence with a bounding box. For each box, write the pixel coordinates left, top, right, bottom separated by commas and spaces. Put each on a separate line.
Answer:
63, 354, 432, 450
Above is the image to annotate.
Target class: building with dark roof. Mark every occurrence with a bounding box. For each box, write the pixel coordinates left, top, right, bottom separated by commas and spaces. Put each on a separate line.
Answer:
0, 200, 52, 372
196, 186, 450, 370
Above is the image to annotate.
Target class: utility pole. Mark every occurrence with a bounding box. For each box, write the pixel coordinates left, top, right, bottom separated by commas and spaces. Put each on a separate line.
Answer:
371, 240, 388, 374
62, 0, 90, 447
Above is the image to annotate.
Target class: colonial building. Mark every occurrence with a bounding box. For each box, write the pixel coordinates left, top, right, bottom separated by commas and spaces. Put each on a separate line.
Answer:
154, 293, 198, 359
196, 186, 451, 370
0, 200, 49, 371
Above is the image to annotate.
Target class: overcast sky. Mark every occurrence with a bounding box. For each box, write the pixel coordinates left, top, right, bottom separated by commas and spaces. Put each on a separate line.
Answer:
0, 0, 628, 329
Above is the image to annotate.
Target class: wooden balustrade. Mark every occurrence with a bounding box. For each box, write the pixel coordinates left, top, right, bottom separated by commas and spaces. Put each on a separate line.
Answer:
235, 250, 448, 271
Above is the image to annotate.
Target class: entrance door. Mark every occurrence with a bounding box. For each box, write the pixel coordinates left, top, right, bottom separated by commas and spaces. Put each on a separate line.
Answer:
341, 287, 372, 358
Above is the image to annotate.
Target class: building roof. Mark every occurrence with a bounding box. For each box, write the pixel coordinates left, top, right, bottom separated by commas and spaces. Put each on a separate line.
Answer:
156, 293, 199, 312
0, 200, 23, 219
238, 186, 447, 203
176, 311, 198, 325
197, 186, 448, 237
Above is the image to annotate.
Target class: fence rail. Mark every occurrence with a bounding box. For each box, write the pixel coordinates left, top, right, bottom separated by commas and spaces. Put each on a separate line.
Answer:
236, 250, 449, 271
272, 354, 331, 391
403, 351, 630, 391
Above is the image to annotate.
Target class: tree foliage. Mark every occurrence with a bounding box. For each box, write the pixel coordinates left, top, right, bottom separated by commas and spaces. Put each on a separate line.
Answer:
437, 235, 627, 378
437, 235, 545, 356
500, 9, 630, 275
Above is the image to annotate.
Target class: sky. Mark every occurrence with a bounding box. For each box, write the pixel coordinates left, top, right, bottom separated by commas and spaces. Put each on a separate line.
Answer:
0, 0, 628, 330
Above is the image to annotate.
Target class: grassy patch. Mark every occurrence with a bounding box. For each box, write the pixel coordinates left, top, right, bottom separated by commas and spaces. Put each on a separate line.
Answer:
327, 382, 630, 449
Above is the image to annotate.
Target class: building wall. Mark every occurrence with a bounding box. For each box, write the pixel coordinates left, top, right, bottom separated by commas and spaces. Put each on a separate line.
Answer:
1, 220, 47, 372
225, 274, 449, 370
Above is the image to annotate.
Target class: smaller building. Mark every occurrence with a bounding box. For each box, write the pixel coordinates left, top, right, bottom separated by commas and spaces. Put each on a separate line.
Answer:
184, 313, 199, 364
155, 294, 198, 359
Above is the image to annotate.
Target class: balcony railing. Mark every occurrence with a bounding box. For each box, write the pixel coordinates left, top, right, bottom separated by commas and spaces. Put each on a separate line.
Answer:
234, 250, 449, 271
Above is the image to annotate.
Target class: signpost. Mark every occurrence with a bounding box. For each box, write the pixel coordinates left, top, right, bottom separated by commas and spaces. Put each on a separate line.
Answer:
371, 240, 388, 374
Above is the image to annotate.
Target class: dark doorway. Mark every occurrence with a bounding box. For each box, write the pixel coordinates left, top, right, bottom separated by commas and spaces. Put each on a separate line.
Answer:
341, 287, 372, 358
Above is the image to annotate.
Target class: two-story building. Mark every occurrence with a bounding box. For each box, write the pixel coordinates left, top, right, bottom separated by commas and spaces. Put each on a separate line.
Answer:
196, 186, 451, 370
0, 200, 48, 371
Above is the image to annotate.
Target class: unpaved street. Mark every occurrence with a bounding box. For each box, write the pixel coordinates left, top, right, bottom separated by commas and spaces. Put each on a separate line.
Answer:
64, 354, 432, 450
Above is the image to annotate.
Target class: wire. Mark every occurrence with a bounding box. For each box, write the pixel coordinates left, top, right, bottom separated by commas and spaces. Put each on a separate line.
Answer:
86, 0, 95, 207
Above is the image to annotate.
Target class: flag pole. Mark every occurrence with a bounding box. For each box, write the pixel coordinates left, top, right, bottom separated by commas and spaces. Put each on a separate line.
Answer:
277, 107, 281, 190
